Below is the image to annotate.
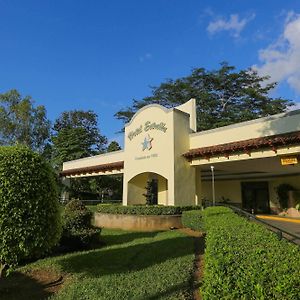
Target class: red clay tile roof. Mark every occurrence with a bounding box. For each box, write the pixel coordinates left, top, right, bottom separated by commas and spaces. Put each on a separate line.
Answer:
183, 131, 300, 161
60, 161, 124, 177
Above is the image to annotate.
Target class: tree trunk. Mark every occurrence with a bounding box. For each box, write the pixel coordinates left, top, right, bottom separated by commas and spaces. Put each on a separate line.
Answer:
0, 263, 8, 278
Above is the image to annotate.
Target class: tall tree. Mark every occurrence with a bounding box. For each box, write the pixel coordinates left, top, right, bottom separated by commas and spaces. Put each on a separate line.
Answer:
115, 63, 294, 131
0, 89, 50, 152
87, 140, 123, 201
107, 140, 122, 152
52, 110, 107, 170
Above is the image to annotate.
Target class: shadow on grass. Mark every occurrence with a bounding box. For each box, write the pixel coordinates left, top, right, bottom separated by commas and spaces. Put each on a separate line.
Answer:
0, 271, 62, 300
145, 281, 201, 300
57, 235, 193, 278
102, 231, 158, 246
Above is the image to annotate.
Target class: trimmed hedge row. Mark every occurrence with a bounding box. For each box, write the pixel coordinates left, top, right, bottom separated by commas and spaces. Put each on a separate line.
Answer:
181, 210, 203, 231
96, 204, 202, 215
199, 206, 300, 300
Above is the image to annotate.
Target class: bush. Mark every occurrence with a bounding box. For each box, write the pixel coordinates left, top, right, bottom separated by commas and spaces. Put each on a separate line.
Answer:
0, 146, 61, 276
275, 183, 295, 209
181, 210, 203, 231
200, 206, 300, 299
61, 199, 101, 250
97, 204, 202, 215
64, 199, 93, 230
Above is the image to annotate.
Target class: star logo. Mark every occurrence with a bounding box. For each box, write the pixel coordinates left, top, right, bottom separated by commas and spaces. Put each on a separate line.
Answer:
142, 134, 153, 151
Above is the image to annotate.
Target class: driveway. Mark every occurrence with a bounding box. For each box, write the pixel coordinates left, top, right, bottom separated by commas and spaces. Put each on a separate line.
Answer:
256, 216, 300, 245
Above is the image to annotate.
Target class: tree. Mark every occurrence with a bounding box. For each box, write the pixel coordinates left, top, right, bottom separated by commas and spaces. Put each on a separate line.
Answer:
115, 63, 294, 131
52, 110, 108, 200
0, 146, 61, 277
52, 110, 107, 170
143, 180, 157, 205
88, 141, 123, 201
0, 89, 51, 153
107, 140, 122, 152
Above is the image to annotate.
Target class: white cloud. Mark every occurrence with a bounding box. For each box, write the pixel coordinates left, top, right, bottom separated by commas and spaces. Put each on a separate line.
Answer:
139, 53, 152, 63
207, 13, 255, 37
254, 12, 300, 94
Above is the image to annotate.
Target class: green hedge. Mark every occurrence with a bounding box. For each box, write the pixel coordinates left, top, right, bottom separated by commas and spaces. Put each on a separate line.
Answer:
0, 146, 61, 276
96, 204, 202, 215
201, 206, 300, 299
181, 210, 203, 231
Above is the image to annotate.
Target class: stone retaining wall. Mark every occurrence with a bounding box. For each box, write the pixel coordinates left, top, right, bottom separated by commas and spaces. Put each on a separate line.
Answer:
94, 213, 183, 231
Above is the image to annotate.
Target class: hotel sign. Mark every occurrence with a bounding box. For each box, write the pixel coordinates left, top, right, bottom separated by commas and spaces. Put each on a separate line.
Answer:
281, 157, 298, 166
128, 121, 167, 141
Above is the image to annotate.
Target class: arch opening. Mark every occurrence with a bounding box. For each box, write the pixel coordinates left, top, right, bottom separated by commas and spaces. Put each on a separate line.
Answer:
127, 172, 168, 205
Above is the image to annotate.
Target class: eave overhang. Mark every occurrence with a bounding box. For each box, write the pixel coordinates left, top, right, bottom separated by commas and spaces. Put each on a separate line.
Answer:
183, 131, 300, 161
60, 161, 124, 177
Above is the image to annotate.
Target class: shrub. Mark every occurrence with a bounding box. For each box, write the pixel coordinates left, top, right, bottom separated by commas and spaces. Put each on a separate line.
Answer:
64, 199, 93, 230
0, 146, 61, 277
275, 183, 295, 209
181, 210, 203, 231
97, 204, 202, 215
200, 206, 300, 299
60, 228, 101, 250
61, 199, 101, 250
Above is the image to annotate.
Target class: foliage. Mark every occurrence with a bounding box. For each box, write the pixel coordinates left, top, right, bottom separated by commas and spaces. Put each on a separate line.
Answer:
0, 146, 61, 277
181, 210, 203, 231
51, 110, 107, 170
51, 110, 108, 201
199, 206, 300, 299
63, 200, 93, 230
275, 183, 295, 209
19, 229, 194, 300
115, 63, 293, 131
89, 175, 123, 201
87, 140, 122, 200
61, 200, 101, 250
143, 180, 157, 205
97, 204, 202, 215
0, 89, 51, 153
107, 140, 121, 152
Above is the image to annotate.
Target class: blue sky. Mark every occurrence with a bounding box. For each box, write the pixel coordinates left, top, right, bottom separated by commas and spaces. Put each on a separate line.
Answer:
1, 1, 300, 146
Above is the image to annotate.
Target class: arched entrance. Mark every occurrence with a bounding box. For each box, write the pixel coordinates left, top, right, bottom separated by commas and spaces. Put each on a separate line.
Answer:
127, 172, 168, 205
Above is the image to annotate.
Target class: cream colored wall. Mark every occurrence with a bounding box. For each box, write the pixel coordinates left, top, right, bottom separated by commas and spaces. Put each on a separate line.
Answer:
122, 105, 175, 205
190, 110, 300, 149
202, 180, 242, 204
127, 172, 168, 205
201, 175, 300, 209
157, 175, 168, 205
122, 100, 197, 206
175, 98, 197, 132
195, 169, 202, 205
173, 110, 196, 205
127, 173, 148, 205
63, 150, 124, 170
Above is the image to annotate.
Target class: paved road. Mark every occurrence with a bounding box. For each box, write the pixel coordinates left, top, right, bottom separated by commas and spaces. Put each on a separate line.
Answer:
257, 218, 300, 245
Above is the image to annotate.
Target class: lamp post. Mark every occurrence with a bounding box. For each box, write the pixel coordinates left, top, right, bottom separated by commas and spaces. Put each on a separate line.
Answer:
210, 166, 215, 206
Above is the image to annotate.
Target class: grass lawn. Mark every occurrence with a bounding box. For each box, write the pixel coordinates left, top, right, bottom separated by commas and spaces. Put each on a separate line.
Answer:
15, 229, 195, 300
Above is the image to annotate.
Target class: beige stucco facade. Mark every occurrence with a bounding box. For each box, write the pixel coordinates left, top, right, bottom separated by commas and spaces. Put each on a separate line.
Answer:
62, 99, 300, 213
122, 100, 197, 206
